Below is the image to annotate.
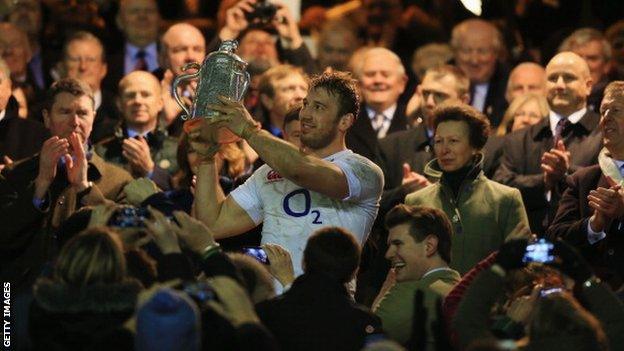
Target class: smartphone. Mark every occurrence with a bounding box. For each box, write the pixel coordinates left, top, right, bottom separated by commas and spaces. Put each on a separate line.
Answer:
522, 238, 554, 264
183, 281, 216, 304
540, 287, 564, 297
107, 206, 150, 228
242, 246, 270, 265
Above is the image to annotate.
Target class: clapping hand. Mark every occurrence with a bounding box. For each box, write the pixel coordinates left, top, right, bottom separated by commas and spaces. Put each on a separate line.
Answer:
588, 185, 624, 232
541, 140, 570, 190
122, 136, 155, 177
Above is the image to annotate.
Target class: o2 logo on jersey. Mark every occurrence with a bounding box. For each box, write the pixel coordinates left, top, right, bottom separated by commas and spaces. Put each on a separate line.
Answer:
283, 189, 322, 224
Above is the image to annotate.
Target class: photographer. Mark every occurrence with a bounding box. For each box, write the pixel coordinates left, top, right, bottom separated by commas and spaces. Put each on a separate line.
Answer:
212, 0, 316, 75
453, 238, 624, 351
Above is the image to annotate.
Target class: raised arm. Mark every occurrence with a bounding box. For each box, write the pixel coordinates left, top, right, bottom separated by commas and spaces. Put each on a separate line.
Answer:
191, 143, 256, 239
207, 97, 350, 199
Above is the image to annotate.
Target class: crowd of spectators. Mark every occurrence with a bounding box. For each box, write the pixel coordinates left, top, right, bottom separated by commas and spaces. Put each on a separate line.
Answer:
2, 0, 624, 350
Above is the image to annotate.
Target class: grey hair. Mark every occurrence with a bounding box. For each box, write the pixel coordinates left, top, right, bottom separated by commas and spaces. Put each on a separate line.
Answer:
559, 28, 612, 62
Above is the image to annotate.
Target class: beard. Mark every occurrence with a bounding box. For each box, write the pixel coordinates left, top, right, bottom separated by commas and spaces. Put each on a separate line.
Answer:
300, 124, 339, 150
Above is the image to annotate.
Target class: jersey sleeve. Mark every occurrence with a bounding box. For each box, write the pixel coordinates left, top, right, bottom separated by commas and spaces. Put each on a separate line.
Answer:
334, 155, 384, 202
229, 167, 265, 225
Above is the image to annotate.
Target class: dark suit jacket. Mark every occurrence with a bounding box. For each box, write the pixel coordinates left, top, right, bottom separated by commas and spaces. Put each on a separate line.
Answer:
470, 62, 509, 127
346, 102, 407, 167
379, 123, 433, 189
482, 134, 505, 179
547, 165, 624, 289
0, 153, 132, 293
90, 89, 121, 143
0, 97, 49, 162
256, 273, 382, 351
493, 110, 602, 234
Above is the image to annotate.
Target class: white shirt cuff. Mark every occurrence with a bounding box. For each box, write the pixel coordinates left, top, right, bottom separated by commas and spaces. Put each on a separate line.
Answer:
587, 219, 607, 245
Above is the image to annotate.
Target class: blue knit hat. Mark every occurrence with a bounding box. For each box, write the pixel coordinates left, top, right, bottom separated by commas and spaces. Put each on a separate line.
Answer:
136, 288, 201, 351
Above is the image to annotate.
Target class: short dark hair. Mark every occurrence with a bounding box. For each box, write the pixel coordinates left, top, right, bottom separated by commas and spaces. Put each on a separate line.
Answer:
44, 78, 94, 112
385, 205, 452, 264
309, 71, 360, 120
433, 102, 490, 150
283, 104, 301, 129
303, 226, 360, 283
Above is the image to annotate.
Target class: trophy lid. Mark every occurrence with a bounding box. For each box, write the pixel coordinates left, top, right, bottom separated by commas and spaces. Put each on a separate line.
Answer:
207, 39, 247, 67
219, 40, 239, 53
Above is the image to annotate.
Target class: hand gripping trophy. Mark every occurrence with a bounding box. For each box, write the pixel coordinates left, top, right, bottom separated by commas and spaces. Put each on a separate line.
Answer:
173, 40, 250, 143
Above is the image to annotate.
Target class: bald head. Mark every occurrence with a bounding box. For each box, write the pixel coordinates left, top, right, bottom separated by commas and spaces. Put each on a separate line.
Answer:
119, 71, 163, 133
506, 62, 546, 102
545, 52, 593, 116
161, 23, 206, 75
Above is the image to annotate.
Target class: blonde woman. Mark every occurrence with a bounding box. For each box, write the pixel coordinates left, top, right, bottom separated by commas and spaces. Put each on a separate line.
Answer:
483, 93, 549, 177
497, 93, 549, 136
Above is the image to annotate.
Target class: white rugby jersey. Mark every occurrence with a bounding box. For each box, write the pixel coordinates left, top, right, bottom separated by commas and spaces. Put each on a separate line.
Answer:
230, 149, 384, 276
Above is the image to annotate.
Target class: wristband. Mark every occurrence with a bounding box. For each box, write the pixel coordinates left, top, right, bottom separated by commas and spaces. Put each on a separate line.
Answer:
200, 243, 221, 260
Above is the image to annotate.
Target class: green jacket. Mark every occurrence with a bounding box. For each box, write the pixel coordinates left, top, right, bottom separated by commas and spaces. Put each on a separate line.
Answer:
405, 157, 529, 274
373, 268, 461, 348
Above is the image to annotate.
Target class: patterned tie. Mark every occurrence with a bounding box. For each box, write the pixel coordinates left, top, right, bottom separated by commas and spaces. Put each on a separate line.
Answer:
553, 118, 570, 145
134, 50, 148, 71
372, 113, 387, 138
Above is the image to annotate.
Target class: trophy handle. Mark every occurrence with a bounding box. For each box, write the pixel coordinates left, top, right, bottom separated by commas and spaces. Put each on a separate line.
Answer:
240, 70, 251, 100
172, 62, 201, 120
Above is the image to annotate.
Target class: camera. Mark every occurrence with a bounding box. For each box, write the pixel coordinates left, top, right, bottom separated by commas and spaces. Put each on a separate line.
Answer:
522, 238, 554, 264
107, 206, 150, 228
242, 246, 270, 265
244, 0, 278, 27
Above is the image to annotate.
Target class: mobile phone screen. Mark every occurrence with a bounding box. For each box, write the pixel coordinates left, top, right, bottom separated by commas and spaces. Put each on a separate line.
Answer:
522, 239, 554, 263
242, 247, 270, 264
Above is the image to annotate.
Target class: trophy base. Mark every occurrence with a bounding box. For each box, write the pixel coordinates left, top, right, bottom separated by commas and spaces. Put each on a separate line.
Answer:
183, 119, 241, 144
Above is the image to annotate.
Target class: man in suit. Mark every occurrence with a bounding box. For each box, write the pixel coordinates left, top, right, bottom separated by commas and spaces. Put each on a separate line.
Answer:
158, 22, 206, 136
59, 31, 119, 143
349, 47, 408, 166
548, 81, 624, 289
0, 22, 43, 114
95, 71, 178, 190
494, 52, 603, 235
451, 19, 509, 127
0, 78, 133, 294
104, 0, 161, 92
505, 62, 547, 103
0, 57, 48, 170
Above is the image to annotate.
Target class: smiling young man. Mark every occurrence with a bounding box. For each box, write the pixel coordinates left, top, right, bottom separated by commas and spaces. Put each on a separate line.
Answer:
372, 204, 460, 348
191, 72, 384, 277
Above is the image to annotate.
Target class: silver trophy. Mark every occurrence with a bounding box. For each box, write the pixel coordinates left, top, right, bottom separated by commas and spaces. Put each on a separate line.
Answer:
173, 40, 250, 142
